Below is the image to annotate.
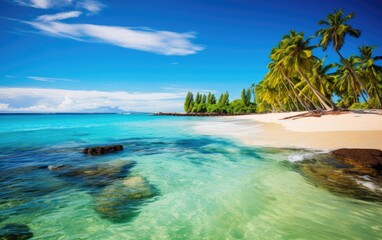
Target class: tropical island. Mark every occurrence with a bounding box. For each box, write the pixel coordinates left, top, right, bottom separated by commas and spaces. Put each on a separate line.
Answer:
157, 9, 381, 117
1, 1, 382, 239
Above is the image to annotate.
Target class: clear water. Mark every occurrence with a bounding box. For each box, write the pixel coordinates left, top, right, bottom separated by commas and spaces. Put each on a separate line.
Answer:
0, 114, 381, 239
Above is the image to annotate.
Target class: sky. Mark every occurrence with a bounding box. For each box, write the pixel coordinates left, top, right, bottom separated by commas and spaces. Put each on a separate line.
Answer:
0, 0, 381, 112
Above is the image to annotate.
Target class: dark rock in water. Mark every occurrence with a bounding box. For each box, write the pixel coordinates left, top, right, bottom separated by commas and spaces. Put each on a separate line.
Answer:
0, 224, 33, 240
82, 145, 124, 155
94, 176, 156, 221
331, 148, 382, 176
53, 160, 135, 188
296, 153, 382, 202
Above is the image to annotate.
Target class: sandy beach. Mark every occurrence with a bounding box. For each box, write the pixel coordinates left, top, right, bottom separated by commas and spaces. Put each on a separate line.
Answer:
194, 110, 382, 150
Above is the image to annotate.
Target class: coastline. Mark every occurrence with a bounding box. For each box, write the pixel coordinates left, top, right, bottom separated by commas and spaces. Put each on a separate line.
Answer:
193, 110, 382, 151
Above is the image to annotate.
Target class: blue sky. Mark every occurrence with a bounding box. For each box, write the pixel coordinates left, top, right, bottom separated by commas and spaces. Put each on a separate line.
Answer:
0, 0, 381, 112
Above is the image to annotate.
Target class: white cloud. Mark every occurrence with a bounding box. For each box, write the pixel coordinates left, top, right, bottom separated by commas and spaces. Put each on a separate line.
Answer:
37, 11, 82, 22
15, 0, 70, 9
0, 87, 185, 113
76, 0, 104, 13
0, 103, 10, 110
27, 76, 79, 83
27, 21, 204, 55
14, 0, 103, 13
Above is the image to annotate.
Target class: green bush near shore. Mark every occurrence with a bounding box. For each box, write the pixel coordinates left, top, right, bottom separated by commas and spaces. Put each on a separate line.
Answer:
184, 88, 256, 114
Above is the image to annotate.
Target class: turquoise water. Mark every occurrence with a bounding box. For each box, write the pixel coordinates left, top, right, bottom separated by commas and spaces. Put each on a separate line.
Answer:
0, 114, 381, 239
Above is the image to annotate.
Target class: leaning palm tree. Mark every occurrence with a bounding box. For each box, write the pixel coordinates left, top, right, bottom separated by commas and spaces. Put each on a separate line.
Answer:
316, 9, 370, 99
309, 58, 336, 105
267, 61, 307, 111
354, 46, 382, 108
273, 31, 337, 110
334, 56, 365, 107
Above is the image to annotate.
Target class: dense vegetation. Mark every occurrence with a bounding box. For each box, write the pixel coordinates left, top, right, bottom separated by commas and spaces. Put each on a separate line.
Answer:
183, 9, 381, 114
255, 9, 382, 113
184, 89, 256, 114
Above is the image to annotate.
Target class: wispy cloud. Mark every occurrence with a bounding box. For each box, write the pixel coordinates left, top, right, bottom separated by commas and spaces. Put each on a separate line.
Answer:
15, 0, 71, 9
5, 75, 15, 78
37, 11, 82, 22
27, 21, 204, 55
0, 88, 185, 112
28, 76, 79, 82
162, 86, 216, 94
10, 0, 203, 56
76, 0, 104, 13
14, 0, 103, 13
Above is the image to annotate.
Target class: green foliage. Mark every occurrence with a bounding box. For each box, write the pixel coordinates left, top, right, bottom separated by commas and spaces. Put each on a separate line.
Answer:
201, 94, 207, 104
184, 90, 256, 114
349, 102, 369, 110
241, 88, 252, 106
184, 9, 382, 113
195, 92, 201, 104
184, 92, 194, 112
255, 9, 382, 112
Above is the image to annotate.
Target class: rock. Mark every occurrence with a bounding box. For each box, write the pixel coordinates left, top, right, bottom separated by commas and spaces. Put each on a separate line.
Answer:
94, 176, 156, 221
82, 145, 124, 156
53, 160, 135, 188
0, 224, 33, 240
331, 148, 382, 176
297, 154, 382, 202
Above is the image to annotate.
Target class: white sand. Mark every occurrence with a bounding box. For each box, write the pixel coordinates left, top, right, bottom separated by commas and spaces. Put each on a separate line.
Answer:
194, 110, 382, 150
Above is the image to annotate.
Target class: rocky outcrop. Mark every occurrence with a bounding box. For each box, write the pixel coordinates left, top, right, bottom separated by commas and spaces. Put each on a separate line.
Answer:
0, 224, 33, 240
82, 145, 124, 155
94, 176, 156, 221
331, 148, 382, 176
295, 151, 382, 202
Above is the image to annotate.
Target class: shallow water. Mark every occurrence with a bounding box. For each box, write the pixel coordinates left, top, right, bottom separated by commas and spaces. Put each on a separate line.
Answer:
0, 114, 381, 239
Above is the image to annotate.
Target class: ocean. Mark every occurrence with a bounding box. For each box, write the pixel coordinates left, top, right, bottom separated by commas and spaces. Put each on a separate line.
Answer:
0, 114, 381, 239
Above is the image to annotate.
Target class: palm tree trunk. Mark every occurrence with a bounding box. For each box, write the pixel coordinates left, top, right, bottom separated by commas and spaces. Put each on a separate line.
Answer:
350, 79, 359, 103
336, 50, 371, 100
276, 98, 285, 112
370, 73, 382, 108
280, 69, 310, 111
297, 67, 334, 111
354, 82, 367, 103
280, 80, 300, 110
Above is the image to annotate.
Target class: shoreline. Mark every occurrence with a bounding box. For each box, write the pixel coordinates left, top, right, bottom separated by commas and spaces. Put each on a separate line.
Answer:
154, 112, 253, 116
193, 110, 382, 151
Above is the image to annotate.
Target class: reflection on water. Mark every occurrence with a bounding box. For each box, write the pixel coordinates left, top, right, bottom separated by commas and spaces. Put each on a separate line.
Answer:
0, 114, 381, 239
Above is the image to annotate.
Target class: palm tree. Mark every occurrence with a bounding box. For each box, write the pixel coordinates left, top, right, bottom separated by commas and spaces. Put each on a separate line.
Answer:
334, 56, 365, 107
354, 46, 382, 108
272, 31, 337, 110
316, 9, 370, 99
267, 62, 307, 111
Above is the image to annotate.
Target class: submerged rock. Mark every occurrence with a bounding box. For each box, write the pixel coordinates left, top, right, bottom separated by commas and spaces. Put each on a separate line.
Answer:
53, 159, 135, 188
0, 224, 33, 240
331, 148, 382, 176
82, 145, 124, 155
297, 153, 382, 202
94, 176, 156, 221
